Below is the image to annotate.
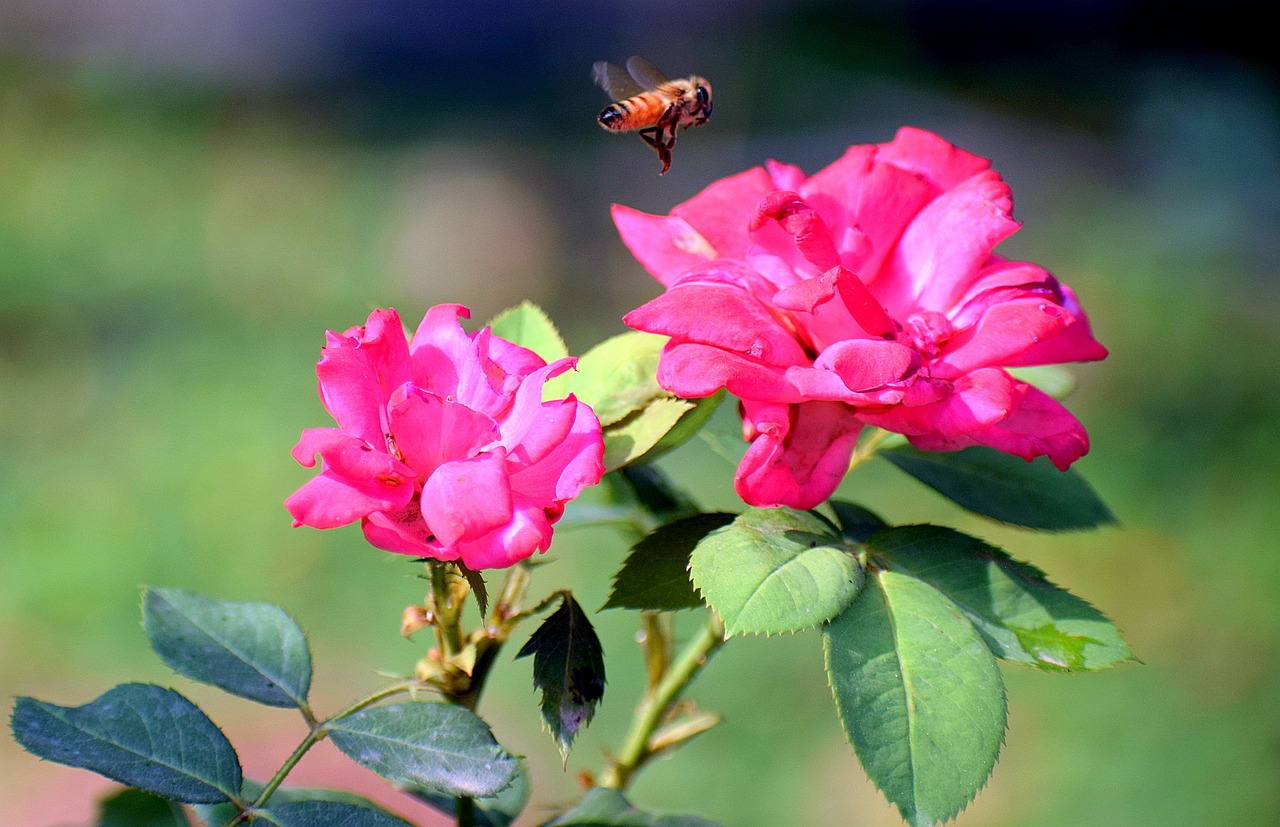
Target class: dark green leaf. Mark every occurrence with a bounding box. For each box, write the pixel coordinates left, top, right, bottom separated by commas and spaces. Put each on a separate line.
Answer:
868, 524, 1133, 670
96, 788, 191, 827
142, 587, 312, 709
412, 757, 530, 827
11, 683, 242, 803
195, 781, 395, 825
456, 564, 490, 619
327, 702, 517, 799
881, 445, 1116, 531
827, 501, 888, 543
543, 788, 721, 827
610, 465, 700, 522
486, 302, 569, 363
824, 571, 1006, 826
602, 513, 734, 611
267, 800, 416, 827
515, 594, 606, 757
689, 507, 864, 637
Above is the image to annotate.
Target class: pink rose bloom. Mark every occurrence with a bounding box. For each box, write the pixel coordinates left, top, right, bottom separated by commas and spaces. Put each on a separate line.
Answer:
618, 127, 1107, 510
286, 306, 604, 569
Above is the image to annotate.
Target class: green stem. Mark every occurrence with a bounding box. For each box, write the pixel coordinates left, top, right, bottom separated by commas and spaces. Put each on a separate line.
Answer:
600, 611, 727, 791
848, 427, 891, 472
242, 680, 419, 819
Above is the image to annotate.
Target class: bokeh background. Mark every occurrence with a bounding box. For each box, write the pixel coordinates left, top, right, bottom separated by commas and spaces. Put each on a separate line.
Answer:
3, 1, 1278, 825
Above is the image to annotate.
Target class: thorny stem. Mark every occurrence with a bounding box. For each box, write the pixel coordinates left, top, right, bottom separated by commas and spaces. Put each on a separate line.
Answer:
600, 610, 727, 791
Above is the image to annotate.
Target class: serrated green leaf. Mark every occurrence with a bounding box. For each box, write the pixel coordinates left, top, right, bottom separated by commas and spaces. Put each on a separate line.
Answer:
11, 683, 242, 803
690, 507, 864, 637
486, 301, 569, 363
601, 397, 694, 472
869, 525, 1133, 670
543, 788, 722, 827
413, 756, 530, 827
823, 571, 1007, 826
327, 702, 517, 799
143, 587, 311, 709
627, 390, 723, 466
827, 500, 888, 543
603, 513, 735, 611
882, 445, 1116, 531
516, 595, 606, 758
95, 788, 190, 827
544, 331, 666, 425
266, 800, 416, 827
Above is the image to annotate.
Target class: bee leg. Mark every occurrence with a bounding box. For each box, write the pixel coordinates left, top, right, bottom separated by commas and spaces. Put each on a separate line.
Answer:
638, 127, 673, 175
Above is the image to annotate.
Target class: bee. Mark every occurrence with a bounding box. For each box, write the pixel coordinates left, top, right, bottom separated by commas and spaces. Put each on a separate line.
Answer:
592, 56, 712, 175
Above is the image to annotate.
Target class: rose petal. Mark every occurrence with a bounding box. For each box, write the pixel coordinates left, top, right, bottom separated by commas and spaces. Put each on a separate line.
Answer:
734, 399, 863, 509
420, 452, 513, 547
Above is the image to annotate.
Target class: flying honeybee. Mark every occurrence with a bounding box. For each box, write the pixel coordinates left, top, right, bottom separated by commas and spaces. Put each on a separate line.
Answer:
592, 56, 712, 175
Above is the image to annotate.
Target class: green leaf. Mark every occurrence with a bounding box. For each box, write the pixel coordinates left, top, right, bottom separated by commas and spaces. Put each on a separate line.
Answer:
689, 507, 864, 637
413, 757, 530, 827
142, 587, 312, 709
823, 571, 1007, 826
266, 800, 416, 827
195, 781, 397, 825
96, 788, 191, 827
486, 301, 569, 363
868, 524, 1133, 670
544, 788, 721, 826
456, 563, 490, 619
603, 397, 695, 472
607, 465, 700, 522
1007, 364, 1077, 399
827, 500, 888, 543
327, 702, 517, 799
515, 594, 607, 758
602, 513, 735, 611
881, 445, 1116, 531
626, 390, 723, 466
10, 683, 242, 803
545, 331, 665, 425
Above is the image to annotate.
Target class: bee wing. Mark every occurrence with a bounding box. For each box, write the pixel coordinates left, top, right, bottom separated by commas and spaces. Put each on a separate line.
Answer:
592, 61, 646, 100
624, 56, 670, 91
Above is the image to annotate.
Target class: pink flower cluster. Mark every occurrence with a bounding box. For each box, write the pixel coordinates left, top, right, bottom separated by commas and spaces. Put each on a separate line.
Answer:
286, 306, 604, 569
619, 127, 1107, 510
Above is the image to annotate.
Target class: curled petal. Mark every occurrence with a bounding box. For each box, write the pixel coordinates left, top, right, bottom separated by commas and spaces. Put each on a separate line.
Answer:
316, 308, 413, 442
751, 191, 842, 272
907, 383, 1089, 469
624, 281, 809, 368
288, 429, 415, 509
933, 297, 1074, 378
873, 126, 993, 194
657, 341, 801, 401
735, 400, 864, 509
814, 338, 918, 392
858, 367, 1016, 437
670, 165, 777, 259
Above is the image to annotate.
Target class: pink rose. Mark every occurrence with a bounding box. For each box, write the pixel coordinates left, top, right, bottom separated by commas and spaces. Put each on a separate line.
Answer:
286, 306, 604, 569
618, 127, 1107, 510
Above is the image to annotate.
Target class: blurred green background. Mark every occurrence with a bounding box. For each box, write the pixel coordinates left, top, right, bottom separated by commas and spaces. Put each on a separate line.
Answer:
3, 1, 1278, 825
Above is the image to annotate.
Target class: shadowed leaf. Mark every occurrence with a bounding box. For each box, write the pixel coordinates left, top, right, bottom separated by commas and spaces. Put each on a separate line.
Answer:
516, 594, 606, 758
